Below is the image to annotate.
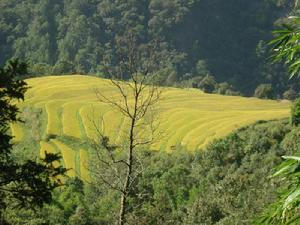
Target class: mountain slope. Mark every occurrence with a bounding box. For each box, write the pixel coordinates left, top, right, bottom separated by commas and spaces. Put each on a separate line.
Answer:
11, 75, 290, 178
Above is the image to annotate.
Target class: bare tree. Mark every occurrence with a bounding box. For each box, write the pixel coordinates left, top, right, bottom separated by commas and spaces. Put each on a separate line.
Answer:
89, 32, 167, 225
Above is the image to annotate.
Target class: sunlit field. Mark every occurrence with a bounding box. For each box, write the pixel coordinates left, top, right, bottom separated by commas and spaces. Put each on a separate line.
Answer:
12, 75, 290, 180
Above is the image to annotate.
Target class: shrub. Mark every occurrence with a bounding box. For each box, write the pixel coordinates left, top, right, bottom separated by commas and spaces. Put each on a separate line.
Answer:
28, 63, 53, 76
280, 127, 300, 154
165, 71, 178, 85
216, 82, 232, 95
283, 88, 298, 100
254, 84, 274, 99
216, 82, 240, 96
52, 60, 76, 75
291, 97, 300, 126
190, 76, 203, 88
197, 75, 217, 93
195, 60, 209, 76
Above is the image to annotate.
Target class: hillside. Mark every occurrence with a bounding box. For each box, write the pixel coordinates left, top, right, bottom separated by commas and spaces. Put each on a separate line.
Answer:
11, 75, 290, 178
0, 0, 296, 96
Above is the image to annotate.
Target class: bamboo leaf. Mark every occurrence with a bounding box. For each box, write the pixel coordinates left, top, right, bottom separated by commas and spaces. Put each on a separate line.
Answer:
282, 156, 300, 161
283, 189, 300, 210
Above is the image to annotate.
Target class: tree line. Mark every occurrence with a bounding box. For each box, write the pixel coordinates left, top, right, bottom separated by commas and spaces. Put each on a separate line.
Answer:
1, 0, 299, 97
4, 118, 300, 225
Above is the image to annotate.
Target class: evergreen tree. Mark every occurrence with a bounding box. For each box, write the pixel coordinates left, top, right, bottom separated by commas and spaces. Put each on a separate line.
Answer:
0, 59, 66, 224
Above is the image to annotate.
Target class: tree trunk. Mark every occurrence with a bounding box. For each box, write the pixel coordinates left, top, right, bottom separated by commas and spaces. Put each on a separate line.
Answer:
118, 191, 127, 225
118, 115, 135, 225
118, 167, 131, 225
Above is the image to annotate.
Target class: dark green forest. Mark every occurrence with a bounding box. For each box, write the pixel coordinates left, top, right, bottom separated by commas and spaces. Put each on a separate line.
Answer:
5, 119, 299, 225
0, 0, 299, 96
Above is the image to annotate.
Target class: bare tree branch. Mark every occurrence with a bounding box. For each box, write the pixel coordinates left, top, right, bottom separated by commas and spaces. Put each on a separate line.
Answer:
88, 31, 167, 225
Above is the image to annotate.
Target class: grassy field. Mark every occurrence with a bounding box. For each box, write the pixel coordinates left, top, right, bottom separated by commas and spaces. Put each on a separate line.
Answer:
12, 75, 290, 180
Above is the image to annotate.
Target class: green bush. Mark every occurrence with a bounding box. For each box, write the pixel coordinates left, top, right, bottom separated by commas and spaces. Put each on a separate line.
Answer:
216, 82, 232, 95
280, 127, 300, 154
8, 119, 299, 225
254, 84, 274, 99
291, 97, 300, 126
28, 63, 53, 76
197, 75, 218, 93
216, 82, 240, 96
283, 89, 298, 100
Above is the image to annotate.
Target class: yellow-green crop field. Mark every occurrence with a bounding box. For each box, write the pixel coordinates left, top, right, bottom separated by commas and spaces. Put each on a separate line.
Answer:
11, 75, 290, 180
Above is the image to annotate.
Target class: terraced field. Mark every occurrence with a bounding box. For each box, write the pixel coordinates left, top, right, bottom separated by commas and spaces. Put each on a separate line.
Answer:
12, 75, 290, 180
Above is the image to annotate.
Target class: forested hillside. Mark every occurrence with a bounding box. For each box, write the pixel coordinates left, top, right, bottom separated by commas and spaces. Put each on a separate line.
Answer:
6, 119, 298, 224
0, 0, 298, 96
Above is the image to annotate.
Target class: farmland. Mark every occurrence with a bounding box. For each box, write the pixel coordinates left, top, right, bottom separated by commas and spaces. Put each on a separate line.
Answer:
12, 75, 290, 180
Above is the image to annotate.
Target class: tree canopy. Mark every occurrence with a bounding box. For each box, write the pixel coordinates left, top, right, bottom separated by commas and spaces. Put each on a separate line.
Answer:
0, 59, 66, 224
0, 0, 297, 96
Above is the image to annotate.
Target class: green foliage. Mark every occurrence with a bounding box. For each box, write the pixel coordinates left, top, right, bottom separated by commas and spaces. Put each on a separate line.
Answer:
280, 126, 300, 153
0, 0, 295, 96
197, 75, 218, 93
6, 177, 90, 225
269, 16, 300, 78
254, 11, 300, 224
184, 120, 292, 225
0, 59, 66, 224
254, 155, 300, 225
216, 82, 240, 96
64, 120, 299, 224
254, 84, 275, 99
291, 97, 300, 125
283, 88, 298, 100
8, 119, 300, 224
195, 60, 210, 76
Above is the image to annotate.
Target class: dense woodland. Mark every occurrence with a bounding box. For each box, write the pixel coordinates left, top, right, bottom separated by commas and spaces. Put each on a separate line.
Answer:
0, 0, 299, 97
4, 119, 299, 224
